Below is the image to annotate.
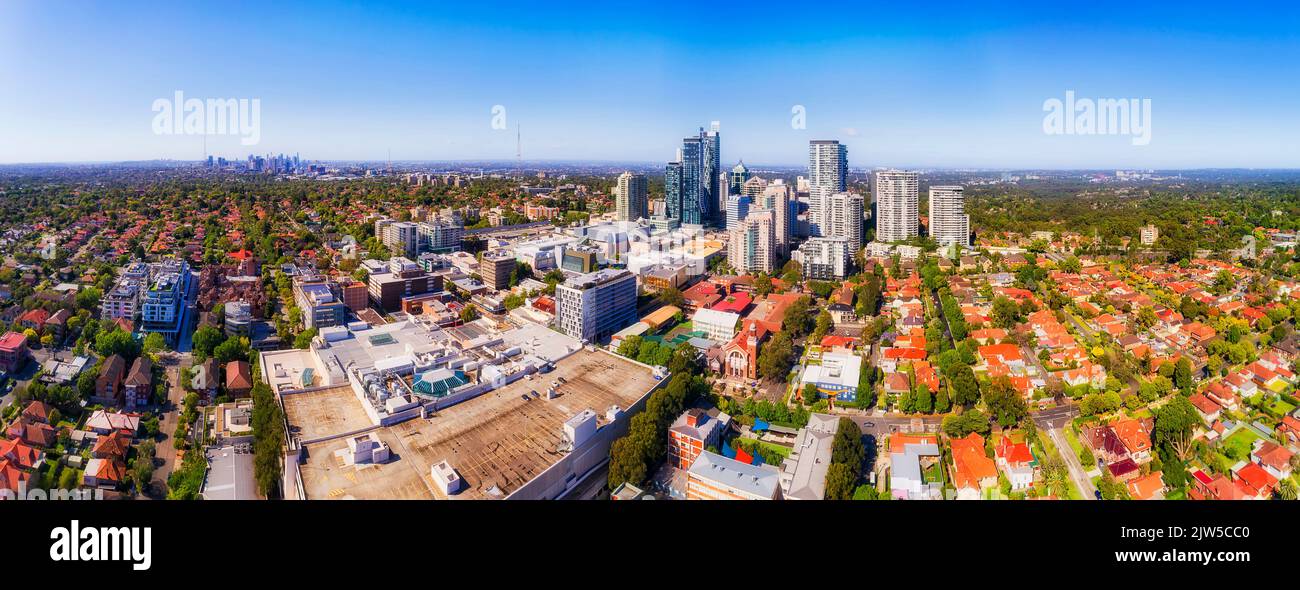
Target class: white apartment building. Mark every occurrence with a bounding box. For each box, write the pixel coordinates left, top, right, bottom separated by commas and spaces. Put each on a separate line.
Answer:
793, 237, 850, 280
874, 170, 919, 243
556, 269, 638, 343
824, 191, 865, 254
616, 171, 649, 222
727, 209, 775, 275
927, 185, 969, 247
1140, 224, 1159, 246
418, 216, 465, 253
808, 140, 847, 236
381, 220, 420, 258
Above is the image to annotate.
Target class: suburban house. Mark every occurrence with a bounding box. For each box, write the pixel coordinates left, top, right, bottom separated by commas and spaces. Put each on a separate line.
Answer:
0, 331, 29, 374
85, 410, 140, 436
995, 435, 1036, 491
950, 433, 998, 500
5, 416, 57, 448
1188, 393, 1222, 423
889, 434, 941, 500
1126, 472, 1166, 500
225, 360, 253, 397
1252, 441, 1294, 481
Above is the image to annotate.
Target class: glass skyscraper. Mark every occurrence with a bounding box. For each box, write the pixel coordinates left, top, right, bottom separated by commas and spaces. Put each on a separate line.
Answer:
664, 161, 683, 222
680, 135, 704, 225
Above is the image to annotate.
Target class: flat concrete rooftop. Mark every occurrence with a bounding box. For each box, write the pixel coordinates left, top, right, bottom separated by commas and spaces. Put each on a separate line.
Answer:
296, 348, 658, 500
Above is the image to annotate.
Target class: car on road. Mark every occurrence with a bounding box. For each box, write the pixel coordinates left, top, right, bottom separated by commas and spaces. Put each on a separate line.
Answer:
862, 422, 875, 428
1094, 490, 1103, 500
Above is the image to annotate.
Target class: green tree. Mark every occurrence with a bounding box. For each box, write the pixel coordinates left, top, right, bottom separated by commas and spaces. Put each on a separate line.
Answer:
213, 337, 249, 364
951, 366, 980, 407
132, 440, 156, 490
142, 332, 168, 357
294, 328, 318, 349
757, 332, 795, 382
94, 327, 141, 361
192, 324, 225, 357
802, 383, 820, 405
982, 376, 1028, 427
824, 463, 857, 500
1173, 357, 1194, 394
657, 286, 686, 308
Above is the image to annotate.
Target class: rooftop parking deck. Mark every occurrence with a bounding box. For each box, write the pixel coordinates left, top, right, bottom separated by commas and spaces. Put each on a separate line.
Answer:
296, 348, 659, 500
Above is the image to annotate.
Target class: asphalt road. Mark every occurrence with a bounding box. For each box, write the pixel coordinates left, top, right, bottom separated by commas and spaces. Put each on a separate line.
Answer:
1033, 405, 1096, 500
152, 354, 191, 495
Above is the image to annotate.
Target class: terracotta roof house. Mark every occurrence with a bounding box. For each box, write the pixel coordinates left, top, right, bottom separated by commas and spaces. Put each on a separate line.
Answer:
1188, 470, 1250, 500
20, 400, 53, 424
1188, 393, 1222, 423
5, 416, 57, 448
225, 360, 253, 397
1252, 441, 1294, 481
1110, 418, 1153, 462
17, 308, 49, 332
1233, 462, 1278, 499
83, 457, 127, 489
46, 308, 71, 342
0, 458, 32, 492
91, 430, 132, 460
950, 433, 998, 499
0, 437, 42, 470
1126, 472, 1166, 500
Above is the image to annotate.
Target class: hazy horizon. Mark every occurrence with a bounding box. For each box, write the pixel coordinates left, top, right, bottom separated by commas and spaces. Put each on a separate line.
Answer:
3, 1, 1298, 168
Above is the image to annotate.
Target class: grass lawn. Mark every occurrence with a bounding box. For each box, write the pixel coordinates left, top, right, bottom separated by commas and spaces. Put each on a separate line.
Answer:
922, 461, 945, 486
1267, 398, 1296, 416
737, 437, 793, 462
1221, 428, 1262, 460
1063, 426, 1085, 458
1035, 431, 1082, 500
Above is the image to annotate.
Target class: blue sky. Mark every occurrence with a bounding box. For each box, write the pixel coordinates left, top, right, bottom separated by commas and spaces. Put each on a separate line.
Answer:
1, 0, 1297, 168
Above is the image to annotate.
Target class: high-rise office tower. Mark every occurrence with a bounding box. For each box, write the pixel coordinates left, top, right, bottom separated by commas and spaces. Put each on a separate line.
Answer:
702, 125, 722, 226
665, 160, 684, 222
808, 140, 848, 236
680, 136, 704, 225
616, 171, 649, 222
730, 161, 750, 195
825, 191, 865, 254
727, 209, 775, 275
874, 170, 920, 243
726, 194, 751, 231
927, 185, 969, 247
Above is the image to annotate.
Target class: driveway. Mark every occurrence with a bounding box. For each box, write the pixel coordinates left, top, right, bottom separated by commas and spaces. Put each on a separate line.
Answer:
152, 354, 191, 494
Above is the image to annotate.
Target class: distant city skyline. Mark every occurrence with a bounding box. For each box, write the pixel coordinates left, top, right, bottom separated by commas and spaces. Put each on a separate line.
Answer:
2, 1, 1298, 168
